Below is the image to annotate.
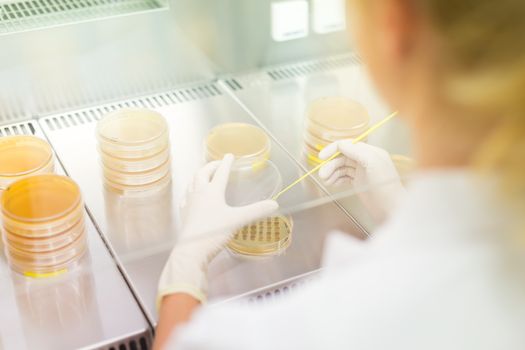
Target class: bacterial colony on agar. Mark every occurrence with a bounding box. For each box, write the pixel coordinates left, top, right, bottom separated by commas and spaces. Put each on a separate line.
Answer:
205, 122, 293, 256
97, 108, 172, 195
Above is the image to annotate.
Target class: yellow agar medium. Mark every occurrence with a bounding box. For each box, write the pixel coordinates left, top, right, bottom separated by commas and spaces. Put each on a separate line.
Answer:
273, 111, 399, 200
24, 268, 68, 278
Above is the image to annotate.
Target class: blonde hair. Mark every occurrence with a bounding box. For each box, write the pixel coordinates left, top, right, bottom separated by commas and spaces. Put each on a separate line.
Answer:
417, 0, 525, 204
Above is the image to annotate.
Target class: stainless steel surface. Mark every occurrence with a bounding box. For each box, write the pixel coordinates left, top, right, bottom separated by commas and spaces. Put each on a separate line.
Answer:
0, 7, 214, 123
172, 0, 353, 73
222, 54, 413, 232
40, 81, 366, 325
219, 269, 321, 305
0, 0, 167, 35
0, 121, 151, 350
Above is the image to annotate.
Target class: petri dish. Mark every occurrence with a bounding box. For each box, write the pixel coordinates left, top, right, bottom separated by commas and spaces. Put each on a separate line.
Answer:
307, 97, 370, 141
4, 218, 85, 253
97, 108, 169, 159
100, 145, 170, 173
225, 160, 282, 207
228, 216, 293, 256
6, 230, 86, 266
2, 201, 83, 238
2, 175, 82, 223
104, 170, 172, 196
0, 136, 54, 189
103, 158, 171, 187
6, 237, 87, 277
303, 144, 324, 165
205, 123, 271, 166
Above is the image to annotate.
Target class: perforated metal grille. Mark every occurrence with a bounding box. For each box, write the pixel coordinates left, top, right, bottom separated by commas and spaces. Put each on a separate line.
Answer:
40, 83, 222, 130
0, 120, 37, 136
245, 273, 319, 304
99, 333, 151, 350
0, 0, 166, 34
213, 270, 321, 306
266, 54, 361, 81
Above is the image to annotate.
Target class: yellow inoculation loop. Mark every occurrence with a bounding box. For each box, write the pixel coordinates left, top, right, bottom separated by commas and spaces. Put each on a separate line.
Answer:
273, 111, 399, 200
24, 268, 68, 278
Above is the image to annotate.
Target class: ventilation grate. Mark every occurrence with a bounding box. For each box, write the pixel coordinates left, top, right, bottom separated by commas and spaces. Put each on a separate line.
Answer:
0, 120, 37, 136
222, 78, 243, 91
213, 271, 321, 306
266, 54, 361, 81
245, 273, 319, 304
40, 83, 222, 131
100, 333, 151, 350
0, 0, 166, 34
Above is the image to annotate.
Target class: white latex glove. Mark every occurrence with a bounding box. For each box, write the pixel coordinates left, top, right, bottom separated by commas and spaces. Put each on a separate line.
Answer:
157, 154, 278, 306
318, 141, 406, 221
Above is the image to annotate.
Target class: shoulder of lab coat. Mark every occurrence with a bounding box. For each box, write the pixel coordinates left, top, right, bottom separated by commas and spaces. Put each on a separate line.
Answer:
169, 170, 525, 350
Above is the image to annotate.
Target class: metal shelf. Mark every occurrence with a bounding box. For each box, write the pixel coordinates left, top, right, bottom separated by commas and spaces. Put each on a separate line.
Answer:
0, 120, 151, 350
39, 80, 366, 326
221, 54, 413, 233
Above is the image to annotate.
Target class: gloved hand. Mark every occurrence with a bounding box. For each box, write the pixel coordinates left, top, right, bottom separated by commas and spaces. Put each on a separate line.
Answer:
318, 141, 406, 221
157, 154, 278, 307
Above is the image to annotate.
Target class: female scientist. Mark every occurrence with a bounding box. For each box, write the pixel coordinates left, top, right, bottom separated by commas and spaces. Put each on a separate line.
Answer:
154, 0, 525, 348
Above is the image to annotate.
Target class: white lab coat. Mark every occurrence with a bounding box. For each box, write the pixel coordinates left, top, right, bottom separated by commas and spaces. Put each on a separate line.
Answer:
169, 171, 525, 350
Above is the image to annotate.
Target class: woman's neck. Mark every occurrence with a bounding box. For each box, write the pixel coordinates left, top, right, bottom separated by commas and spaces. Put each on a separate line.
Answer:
409, 102, 497, 170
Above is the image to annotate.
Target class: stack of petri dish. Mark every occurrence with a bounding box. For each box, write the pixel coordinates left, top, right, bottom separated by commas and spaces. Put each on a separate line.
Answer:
97, 108, 171, 195
0, 135, 55, 190
304, 97, 370, 165
205, 123, 292, 256
1, 175, 87, 277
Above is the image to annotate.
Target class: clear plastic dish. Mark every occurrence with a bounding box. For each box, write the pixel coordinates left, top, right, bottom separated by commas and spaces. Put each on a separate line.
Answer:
100, 145, 170, 173
0, 135, 54, 189
104, 170, 172, 196
97, 108, 169, 159
225, 160, 282, 207
4, 218, 85, 253
2, 202, 84, 238
1, 175, 82, 222
228, 216, 293, 256
6, 239, 87, 278
103, 158, 171, 187
205, 123, 271, 167
306, 97, 370, 141
6, 230, 86, 265
1, 175, 87, 278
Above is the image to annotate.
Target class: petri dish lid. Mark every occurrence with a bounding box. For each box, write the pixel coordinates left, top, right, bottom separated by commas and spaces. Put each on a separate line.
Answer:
307, 97, 370, 139
0, 136, 53, 179
206, 123, 271, 164
225, 160, 282, 207
4, 218, 85, 253
1, 175, 82, 224
97, 108, 169, 160
100, 144, 170, 173
104, 169, 172, 196
97, 108, 168, 146
103, 158, 171, 186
